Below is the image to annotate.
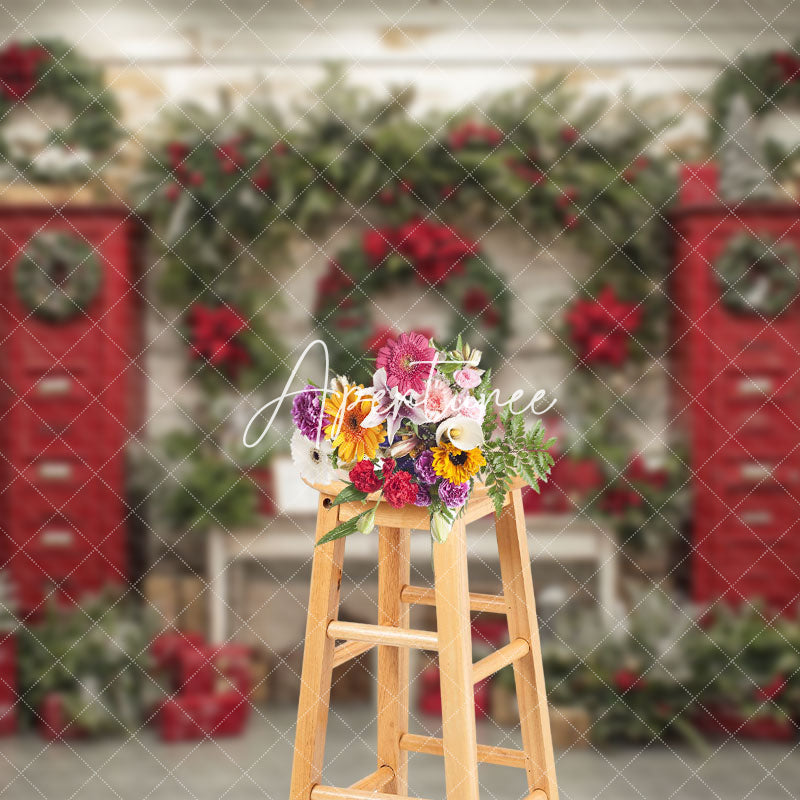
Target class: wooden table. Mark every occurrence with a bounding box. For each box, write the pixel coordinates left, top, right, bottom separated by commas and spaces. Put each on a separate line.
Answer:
206, 513, 619, 644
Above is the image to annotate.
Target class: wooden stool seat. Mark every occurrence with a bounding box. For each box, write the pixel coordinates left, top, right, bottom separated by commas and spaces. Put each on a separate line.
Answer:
290, 480, 559, 800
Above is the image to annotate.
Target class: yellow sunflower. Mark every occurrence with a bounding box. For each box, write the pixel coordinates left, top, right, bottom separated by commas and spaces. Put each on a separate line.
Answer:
431, 442, 486, 484
324, 384, 385, 463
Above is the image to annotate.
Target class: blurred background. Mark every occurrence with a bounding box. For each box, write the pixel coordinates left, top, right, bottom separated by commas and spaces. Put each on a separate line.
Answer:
1, 1, 800, 798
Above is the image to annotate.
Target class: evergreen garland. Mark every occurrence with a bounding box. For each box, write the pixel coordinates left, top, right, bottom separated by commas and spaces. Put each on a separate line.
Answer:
0, 39, 122, 182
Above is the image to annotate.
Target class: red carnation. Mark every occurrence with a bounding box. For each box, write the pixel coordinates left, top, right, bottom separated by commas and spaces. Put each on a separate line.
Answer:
383, 471, 417, 509
0, 42, 49, 101
381, 458, 396, 478
349, 460, 383, 493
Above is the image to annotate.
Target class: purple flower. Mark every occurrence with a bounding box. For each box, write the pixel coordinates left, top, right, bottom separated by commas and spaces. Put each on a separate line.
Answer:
413, 484, 432, 507
438, 479, 470, 509
292, 385, 329, 441
414, 450, 437, 485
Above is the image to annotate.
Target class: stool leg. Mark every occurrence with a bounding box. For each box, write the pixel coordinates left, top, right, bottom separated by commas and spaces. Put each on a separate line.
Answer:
377, 526, 411, 794
433, 518, 480, 800
495, 489, 558, 800
290, 496, 345, 800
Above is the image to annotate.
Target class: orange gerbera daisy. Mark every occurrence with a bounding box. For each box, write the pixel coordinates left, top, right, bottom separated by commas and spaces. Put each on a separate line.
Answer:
324, 383, 385, 463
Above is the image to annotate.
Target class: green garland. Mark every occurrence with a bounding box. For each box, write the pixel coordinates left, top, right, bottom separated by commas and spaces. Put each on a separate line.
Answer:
0, 39, 121, 182
708, 43, 800, 147
314, 222, 511, 380
14, 231, 103, 322
714, 234, 800, 316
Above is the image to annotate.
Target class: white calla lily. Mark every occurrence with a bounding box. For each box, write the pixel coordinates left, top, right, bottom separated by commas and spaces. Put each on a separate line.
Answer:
435, 415, 484, 450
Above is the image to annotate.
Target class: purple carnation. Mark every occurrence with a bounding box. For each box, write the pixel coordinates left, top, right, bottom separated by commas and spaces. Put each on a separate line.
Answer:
292, 385, 329, 441
414, 450, 437, 485
438, 480, 470, 509
413, 484, 432, 507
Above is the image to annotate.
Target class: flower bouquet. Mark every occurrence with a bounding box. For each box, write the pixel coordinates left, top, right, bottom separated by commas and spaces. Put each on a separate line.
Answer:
290, 333, 556, 544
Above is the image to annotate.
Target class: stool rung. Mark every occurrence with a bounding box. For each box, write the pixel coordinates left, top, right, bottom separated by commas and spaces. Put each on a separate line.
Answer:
327, 620, 438, 651
400, 584, 507, 614
332, 640, 375, 669
399, 733, 527, 769
472, 637, 530, 684
348, 765, 393, 791
312, 787, 431, 800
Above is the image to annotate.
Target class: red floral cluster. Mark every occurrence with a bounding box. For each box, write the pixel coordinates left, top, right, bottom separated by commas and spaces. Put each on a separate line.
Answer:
773, 51, 800, 83
366, 325, 434, 355
600, 456, 669, 516
315, 261, 355, 313
188, 303, 251, 377
461, 286, 501, 328
566, 285, 641, 367
215, 138, 246, 174
363, 219, 478, 285
349, 458, 417, 509
165, 141, 204, 198
447, 120, 504, 150
0, 42, 49, 101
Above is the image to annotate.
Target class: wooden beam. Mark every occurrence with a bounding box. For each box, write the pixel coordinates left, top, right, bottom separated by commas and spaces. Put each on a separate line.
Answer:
332, 640, 374, 669
327, 620, 438, 651
472, 638, 530, 684
400, 584, 507, 615
311, 787, 431, 800
399, 733, 527, 769
348, 765, 394, 791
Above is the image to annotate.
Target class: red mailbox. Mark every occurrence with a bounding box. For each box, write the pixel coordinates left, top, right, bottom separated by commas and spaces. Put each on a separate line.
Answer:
671, 166, 800, 610
0, 206, 140, 615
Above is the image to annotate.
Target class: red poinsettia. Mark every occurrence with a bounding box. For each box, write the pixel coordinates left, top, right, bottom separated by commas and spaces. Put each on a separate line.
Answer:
755, 674, 787, 702
188, 303, 250, 377
448, 120, 504, 150
0, 42, 49, 102
363, 219, 477, 286
565, 285, 641, 367
601, 485, 643, 515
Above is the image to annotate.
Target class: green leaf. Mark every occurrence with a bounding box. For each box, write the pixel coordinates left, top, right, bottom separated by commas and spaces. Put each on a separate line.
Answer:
316, 509, 373, 545
330, 484, 369, 506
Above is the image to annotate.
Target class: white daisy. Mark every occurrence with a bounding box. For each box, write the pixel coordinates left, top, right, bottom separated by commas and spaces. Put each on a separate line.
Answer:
290, 428, 335, 484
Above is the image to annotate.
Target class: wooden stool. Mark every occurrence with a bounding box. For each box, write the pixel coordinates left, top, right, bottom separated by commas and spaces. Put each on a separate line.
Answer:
290, 479, 558, 800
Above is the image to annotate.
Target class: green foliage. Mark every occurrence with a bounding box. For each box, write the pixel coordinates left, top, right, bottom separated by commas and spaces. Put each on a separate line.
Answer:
16, 593, 154, 735
542, 595, 800, 747
482, 406, 556, 515
158, 429, 258, 535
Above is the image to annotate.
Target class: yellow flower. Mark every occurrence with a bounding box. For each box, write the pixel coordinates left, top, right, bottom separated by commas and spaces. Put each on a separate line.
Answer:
324, 384, 384, 463
431, 442, 486, 484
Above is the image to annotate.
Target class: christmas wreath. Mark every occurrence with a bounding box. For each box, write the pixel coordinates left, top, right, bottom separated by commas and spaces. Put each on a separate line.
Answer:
313, 219, 511, 381
0, 39, 121, 182
714, 234, 800, 316
14, 231, 103, 322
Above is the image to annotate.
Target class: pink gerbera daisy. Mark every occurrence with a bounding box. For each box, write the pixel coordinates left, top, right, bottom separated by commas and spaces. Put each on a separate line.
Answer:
375, 332, 436, 395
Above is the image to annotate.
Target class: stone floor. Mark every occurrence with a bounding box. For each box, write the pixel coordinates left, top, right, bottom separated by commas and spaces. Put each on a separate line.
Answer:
1, 705, 798, 800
